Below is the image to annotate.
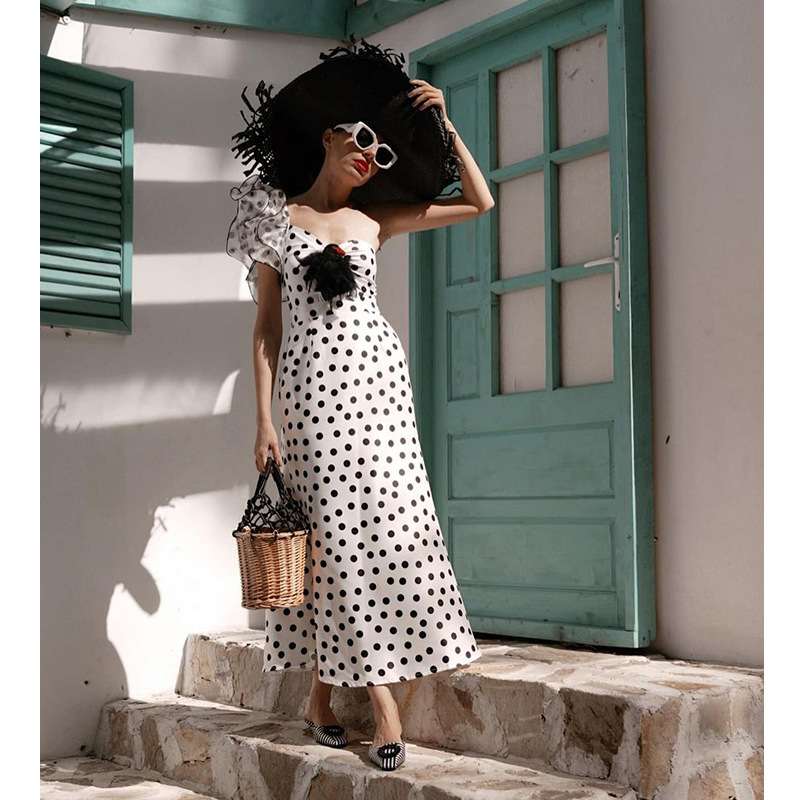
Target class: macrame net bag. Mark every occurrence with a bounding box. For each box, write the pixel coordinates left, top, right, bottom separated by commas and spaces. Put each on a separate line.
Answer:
232, 455, 310, 609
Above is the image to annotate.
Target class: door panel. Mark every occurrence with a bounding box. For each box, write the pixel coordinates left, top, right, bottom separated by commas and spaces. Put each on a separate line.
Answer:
410, 0, 654, 647
557, 151, 612, 267
556, 30, 609, 148
496, 56, 544, 164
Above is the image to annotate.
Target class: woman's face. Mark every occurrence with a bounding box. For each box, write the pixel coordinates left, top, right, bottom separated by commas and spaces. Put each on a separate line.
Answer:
325, 126, 383, 185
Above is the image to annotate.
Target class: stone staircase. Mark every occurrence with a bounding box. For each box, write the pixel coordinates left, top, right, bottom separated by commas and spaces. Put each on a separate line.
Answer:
40, 755, 217, 799
88, 630, 763, 800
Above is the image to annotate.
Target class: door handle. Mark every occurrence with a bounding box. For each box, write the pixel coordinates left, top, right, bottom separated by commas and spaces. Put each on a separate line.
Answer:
583, 233, 621, 311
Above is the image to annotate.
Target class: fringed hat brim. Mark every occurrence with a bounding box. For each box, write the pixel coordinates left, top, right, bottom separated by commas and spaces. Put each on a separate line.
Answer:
232, 35, 460, 205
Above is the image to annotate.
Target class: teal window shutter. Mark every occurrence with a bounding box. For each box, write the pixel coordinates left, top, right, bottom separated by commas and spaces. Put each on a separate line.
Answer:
40, 54, 134, 333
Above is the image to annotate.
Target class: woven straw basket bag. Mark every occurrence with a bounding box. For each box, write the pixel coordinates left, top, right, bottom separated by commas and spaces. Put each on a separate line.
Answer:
232, 455, 310, 609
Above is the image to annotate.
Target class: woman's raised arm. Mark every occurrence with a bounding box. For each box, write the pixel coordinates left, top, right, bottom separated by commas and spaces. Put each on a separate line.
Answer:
370, 78, 494, 244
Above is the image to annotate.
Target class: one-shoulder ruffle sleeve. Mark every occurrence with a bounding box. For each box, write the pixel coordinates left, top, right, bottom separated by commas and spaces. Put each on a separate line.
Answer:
226, 174, 289, 303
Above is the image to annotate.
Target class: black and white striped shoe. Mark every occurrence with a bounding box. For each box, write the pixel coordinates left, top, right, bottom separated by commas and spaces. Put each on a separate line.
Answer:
368, 740, 406, 770
303, 717, 348, 748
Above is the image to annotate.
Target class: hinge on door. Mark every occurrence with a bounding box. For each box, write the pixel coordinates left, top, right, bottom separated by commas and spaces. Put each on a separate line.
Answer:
583, 233, 621, 311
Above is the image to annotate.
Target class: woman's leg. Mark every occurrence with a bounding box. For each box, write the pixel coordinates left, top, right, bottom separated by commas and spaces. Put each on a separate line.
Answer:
303, 659, 340, 726
365, 685, 403, 746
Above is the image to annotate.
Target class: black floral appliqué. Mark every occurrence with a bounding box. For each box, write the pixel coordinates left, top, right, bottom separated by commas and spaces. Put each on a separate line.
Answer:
299, 244, 358, 308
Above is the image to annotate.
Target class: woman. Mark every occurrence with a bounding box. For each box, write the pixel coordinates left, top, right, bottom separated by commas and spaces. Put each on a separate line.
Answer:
228, 67, 493, 771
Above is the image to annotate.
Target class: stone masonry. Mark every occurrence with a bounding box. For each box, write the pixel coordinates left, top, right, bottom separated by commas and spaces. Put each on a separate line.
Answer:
94, 692, 639, 800
174, 631, 764, 800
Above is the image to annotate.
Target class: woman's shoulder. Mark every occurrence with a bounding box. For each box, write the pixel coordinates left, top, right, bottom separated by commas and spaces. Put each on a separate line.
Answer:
286, 198, 381, 248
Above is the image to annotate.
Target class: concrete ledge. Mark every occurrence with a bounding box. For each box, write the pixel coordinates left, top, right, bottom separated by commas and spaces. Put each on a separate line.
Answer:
175, 631, 763, 800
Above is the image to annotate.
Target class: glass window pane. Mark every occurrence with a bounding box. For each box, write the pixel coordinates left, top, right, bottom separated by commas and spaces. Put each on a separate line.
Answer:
558, 151, 611, 267
499, 287, 546, 393
560, 274, 614, 387
556, 31, 609, 149
498, 171, 546, 278
496, 57, 543, 167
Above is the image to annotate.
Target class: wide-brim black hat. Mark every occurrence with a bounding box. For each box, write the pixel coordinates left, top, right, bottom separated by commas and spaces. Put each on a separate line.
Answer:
231, 35, 461, 206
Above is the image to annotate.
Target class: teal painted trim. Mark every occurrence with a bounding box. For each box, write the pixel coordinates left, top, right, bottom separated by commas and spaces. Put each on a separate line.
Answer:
552, 262, 613, 282
550, 135, 610, 164
486, 71, 500, 399
41, 161, 122, 189
70, 0, 348, 40
41, 294, 120, 317
41, 241, 121, 264
40, 224, 120, 251
41, 0, 72, 14
612, 0, 655, 644
40, 132, 122, 164
477, 69, 493, 402
40, 144, 122, 173
489, 155, 546, 184
41, 211, 120, 239
487, 135, 608, 183
490, 271, 549, 295
40, 53, 129, 90
69, 0, 457, 39
406, 62, 435, 487
41, 72, 123, 108
410, 0, 598, 65
42, 197, 121, 226
41, 267, 120, 291
41, 279, 120, 303
40, 89, 122, 119
41, 253, 121, 278
40, 121, 123, 149
348, 0, 451, 39
40, 54, 133, 334
40, 102, 122, 135
542, 45, 558, 392
40, 310, 131, 334
119, 75, 134, 334
469, 615, 649, 647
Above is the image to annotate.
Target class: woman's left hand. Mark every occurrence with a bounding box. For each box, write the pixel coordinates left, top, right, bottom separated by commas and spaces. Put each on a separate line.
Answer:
407, 79, 450, 124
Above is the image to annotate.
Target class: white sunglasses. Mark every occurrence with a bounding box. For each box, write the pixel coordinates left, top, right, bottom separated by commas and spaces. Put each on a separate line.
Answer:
333, 121, 398, 169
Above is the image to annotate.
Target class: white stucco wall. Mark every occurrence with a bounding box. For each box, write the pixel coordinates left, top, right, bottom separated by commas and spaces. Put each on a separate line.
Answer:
40, 0, 763, 759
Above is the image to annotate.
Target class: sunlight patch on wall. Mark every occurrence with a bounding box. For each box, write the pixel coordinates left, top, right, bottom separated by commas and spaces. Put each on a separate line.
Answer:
41, 370, 242, 430
134, 254, 254, 304
105, 490, 250, 696
135, 143, 246, 181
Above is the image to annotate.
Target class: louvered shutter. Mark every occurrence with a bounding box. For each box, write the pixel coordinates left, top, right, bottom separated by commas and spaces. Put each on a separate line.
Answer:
40, 54, 134, 333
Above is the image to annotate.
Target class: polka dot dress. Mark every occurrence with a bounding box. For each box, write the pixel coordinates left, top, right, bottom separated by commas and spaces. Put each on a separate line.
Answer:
227, 175, 482, 687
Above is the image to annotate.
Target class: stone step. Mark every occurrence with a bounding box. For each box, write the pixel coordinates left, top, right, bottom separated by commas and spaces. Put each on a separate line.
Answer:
94, 692, 639, 800
176, 630, 764, 800
41, 755, 217, 798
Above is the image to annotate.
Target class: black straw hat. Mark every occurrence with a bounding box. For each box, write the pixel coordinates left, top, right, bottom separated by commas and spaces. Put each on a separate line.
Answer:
231, 34, 461, 206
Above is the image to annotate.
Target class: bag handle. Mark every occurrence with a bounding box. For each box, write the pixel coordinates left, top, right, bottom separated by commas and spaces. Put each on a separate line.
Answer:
235, 454, 309, 534
255, 454, 287, 502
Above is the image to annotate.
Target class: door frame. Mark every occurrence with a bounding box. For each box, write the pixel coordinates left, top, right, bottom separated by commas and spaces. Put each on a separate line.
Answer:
407, 0, 655, 646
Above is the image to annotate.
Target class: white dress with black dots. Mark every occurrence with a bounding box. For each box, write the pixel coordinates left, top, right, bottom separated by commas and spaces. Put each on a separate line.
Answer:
227, 174, 483, 687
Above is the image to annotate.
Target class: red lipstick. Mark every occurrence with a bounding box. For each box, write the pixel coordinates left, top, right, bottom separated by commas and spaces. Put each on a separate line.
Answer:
355, 158, 369, 174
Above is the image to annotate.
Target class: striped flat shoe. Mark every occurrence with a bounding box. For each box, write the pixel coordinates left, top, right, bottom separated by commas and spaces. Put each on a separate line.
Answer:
368, 740, 406, 770
303, 717, 348, 748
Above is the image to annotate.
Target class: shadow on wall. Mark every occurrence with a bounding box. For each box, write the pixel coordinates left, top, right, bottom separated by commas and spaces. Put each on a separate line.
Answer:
39, 14, 351, 760
40, 300, 269, 759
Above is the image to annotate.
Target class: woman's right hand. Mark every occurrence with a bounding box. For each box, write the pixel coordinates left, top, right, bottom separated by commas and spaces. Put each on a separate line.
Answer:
255, 422, 282, 472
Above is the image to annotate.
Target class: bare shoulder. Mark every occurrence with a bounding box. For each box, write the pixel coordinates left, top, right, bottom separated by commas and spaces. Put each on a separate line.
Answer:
287, 195, 383, 251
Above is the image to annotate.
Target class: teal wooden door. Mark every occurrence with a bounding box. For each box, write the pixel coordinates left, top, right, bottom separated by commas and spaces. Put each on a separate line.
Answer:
409, 0, 654, 647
